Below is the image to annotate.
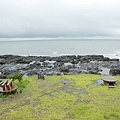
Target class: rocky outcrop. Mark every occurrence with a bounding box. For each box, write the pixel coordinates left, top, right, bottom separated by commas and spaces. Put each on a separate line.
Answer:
109, 68, 120, 76
0, 55, 119, 78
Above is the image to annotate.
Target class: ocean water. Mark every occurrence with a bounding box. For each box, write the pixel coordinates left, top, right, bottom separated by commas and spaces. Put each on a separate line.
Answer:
0, 39, 120, 59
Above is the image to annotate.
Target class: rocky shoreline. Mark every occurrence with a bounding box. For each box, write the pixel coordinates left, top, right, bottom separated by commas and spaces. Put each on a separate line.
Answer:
0, 54, 120, 78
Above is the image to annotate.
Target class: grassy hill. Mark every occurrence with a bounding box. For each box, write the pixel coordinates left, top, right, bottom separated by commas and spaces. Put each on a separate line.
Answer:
0, 74, 120, 120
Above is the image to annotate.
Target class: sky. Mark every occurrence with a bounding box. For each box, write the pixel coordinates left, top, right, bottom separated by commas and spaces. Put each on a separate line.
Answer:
0, 0, 120, 39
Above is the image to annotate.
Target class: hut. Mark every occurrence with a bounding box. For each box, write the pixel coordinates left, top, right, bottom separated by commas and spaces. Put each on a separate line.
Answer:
101, 76, 117, 87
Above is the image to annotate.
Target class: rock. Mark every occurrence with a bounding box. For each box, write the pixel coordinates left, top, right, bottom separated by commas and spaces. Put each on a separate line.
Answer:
110, 58, 119, 62
64, 62, 73, 67
100, 68, 110, 75
79, 69, 89, 74
29, 61, 41, 67
45, 71, 61, 76
95, 79, 104, 86
103, 57, 110, 61
53, 62, 64, 67
0, 54, 119, 78
0, 72, 6, 79
59, 65, 69, 73
42, 61, 53, 68
0, 59, 6, 64
15, 57, 32, 64
109, 68, 120, 75
25, 70, 38, 76
89, 70, 99, 74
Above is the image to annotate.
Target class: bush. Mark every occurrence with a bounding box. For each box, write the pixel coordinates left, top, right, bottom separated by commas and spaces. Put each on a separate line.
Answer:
13, 78, 30, 92
9, 73, 23, 82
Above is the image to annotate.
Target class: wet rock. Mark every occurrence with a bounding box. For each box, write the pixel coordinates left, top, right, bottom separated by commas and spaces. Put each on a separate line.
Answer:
80, 70, 89, 74
29, 61, 41, 68
103, 57, 110, 61
0, 59, 6, 64
15, 57, 32, 64
110, 58, 119, 62
89, 70, 99, 74
109, 68, 120, 75
64, 62, 73, 67
53, 62, 64, 67
59, 65, 69, 72
25, 70, 38, 76
0, 55, 119, 78
0, 72, 6, 79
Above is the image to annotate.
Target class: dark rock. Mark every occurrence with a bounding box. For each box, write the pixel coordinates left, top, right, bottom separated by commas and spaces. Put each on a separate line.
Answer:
15, 57, 32, 64
54, 62, 64, 67
89, 70, 99, 74
25, 70, 38, 76
0, 73, 6, 79
109, 68, 120, 75
59, 65, 69, 72
29, 61, 41, 67
103, 57, 110, 61
0, 55, 119, 78
110, 59, 119, 62
70, 59, 79, 65
0, 59, 6, 64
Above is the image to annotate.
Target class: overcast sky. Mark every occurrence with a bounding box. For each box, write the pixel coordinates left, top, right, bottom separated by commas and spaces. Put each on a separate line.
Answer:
0, 0, 120, 39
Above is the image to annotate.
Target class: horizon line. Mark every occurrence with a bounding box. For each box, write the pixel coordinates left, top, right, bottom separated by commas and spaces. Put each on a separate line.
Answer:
0, 37, 120, 41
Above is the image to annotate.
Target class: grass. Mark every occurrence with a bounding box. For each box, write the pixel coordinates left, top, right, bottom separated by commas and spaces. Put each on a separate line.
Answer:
0, 74, 120, 120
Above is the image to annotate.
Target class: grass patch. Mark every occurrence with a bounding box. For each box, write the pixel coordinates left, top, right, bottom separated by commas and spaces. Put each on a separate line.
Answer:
0, 74, 120, 120
64, 74, 102, 88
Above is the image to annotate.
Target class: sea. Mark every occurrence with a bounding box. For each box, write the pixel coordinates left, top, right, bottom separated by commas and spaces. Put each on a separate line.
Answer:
0, 39, 120, 59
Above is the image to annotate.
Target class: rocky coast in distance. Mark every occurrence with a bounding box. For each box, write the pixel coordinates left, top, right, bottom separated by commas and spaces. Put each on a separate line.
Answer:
0, 54, 120, 79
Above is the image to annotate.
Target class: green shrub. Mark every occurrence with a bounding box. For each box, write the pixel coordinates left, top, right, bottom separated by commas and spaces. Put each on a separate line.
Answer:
13, 78, 30, 92
9, 73, 23, 82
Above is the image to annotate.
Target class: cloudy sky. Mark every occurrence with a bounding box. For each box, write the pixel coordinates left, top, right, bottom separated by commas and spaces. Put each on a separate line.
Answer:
0, 0, 120, 39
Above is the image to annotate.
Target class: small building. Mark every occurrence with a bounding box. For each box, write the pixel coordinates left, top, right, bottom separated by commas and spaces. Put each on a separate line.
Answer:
101, 76, 117, 86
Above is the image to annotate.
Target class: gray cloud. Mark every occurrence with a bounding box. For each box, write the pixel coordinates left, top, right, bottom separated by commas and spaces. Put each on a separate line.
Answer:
0, 0, 120, 39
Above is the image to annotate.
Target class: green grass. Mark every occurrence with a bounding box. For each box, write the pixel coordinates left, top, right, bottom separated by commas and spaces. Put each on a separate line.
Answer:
0, 74, 120, 120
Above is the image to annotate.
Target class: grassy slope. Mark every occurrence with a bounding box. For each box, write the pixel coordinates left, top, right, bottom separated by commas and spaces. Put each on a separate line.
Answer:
0, 74, 120, 120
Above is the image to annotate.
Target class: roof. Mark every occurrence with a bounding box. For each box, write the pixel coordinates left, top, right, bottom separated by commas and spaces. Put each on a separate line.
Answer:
101, 76, 117, 82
